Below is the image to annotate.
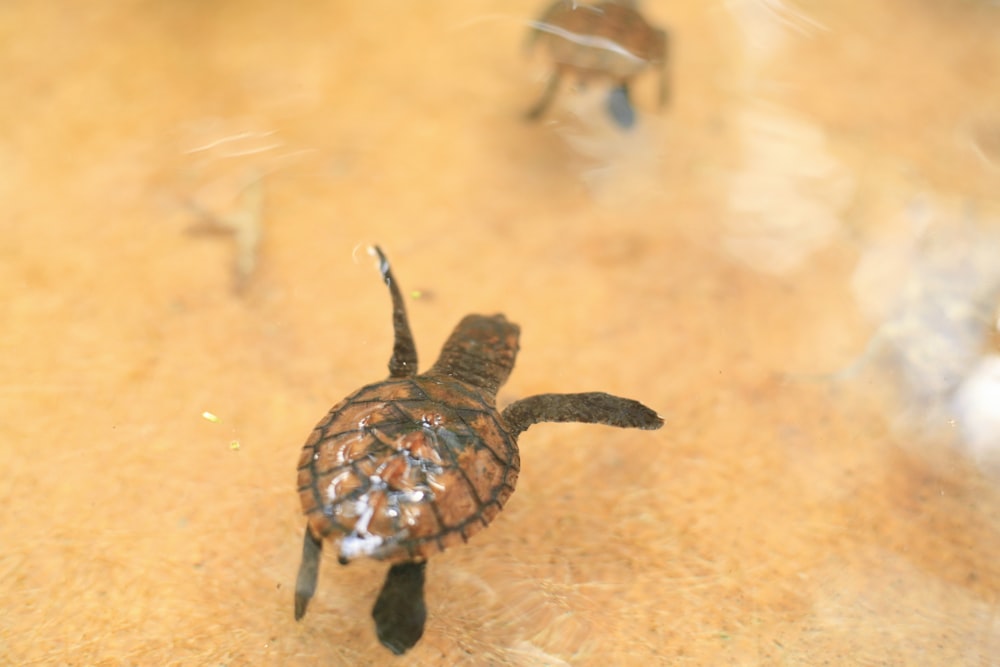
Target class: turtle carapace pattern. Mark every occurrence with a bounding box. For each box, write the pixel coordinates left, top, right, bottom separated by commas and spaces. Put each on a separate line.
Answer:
294, 246, 663, 654
525, 0, 669, 128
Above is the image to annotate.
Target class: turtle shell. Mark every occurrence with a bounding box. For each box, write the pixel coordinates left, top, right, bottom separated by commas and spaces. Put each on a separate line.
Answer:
296, 375, 520, 564
533, 1, 666, 80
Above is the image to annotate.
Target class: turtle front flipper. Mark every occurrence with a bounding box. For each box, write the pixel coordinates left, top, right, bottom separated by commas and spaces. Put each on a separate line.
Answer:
656, 28, 670, 108
525, 70, 563, 121
294, 527, 323, 621
372, 561, 428, 655
501, 392, 663, 438
372, 246, 418, 378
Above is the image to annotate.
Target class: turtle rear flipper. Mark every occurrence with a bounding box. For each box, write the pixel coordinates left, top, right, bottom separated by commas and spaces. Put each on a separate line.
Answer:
502, 392, 663, 437
294, 528, 323, 620
372, 561, 428, 655
606, 84, 636, 129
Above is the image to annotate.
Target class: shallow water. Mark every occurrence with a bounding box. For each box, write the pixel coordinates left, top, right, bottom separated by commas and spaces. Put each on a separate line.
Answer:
2, 1, 999, 664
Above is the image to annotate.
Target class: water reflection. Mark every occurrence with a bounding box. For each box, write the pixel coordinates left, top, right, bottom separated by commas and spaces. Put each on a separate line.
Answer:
726, 0, 827, 64
852, 199, 1000, 474
967, 117, 1000, 171
178, 119, 319, 292
550, 104, 666, 204
724, 104, 853, 274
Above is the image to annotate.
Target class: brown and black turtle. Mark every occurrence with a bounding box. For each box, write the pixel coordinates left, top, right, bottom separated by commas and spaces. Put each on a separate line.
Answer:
294, 246, 663, 654
524, 0, 669, 128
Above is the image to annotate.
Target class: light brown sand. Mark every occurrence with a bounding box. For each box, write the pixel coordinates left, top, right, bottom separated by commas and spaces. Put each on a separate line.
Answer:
2, 1, 999, 665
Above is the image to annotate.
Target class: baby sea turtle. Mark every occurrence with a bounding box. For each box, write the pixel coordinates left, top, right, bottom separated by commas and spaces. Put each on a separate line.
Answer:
294, 247, 663, 654
525, 0, 669, 128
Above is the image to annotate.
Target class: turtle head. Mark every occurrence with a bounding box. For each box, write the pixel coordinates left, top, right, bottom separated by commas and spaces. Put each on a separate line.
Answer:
427, 314, 520, 398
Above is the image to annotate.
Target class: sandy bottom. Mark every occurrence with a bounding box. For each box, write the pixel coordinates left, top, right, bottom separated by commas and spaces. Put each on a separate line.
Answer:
2, 1, 1000, 665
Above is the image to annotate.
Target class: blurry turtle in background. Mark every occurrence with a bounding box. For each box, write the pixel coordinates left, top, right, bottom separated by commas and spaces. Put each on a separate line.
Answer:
525, 0, 669, 129
294, 247, 663, 654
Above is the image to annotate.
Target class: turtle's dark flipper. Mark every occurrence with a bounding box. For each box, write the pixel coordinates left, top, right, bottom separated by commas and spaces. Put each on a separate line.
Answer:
372, 246, 419, 379
657, 28, 670, 108
606, 84, 636, 129
525, 71, 562, 121
294, 527, 323, 621
502, 392, 663, 438
372, 561, 427, 655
